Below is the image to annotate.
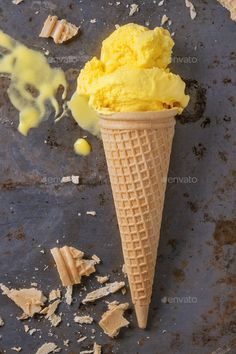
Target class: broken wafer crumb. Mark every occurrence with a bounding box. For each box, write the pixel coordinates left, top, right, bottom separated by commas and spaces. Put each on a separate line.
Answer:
39, 15, 79, 44
24, 324, 29, 333
129, 3, 139, 16
122, 264, 127, 278
77, 336, 87, 343
218, 0, 236, 20
41, 299, 60, 319
121, 287, 127, 295
63, 340, 70, 347
50, 246, 96, 286
161, 14, 169, 25
107, 300, 119, 307
92, 254, 101, 264
12, 0, 23, 4
29, 328, 37, 335
49, 289, 61, 302
80, 351, 93, 354
61, 176, 80, 184
65, 286, 73, 305
82, 281, 125, 304
40, 299, 61, 327
35, 342, 58, 354
158, 0, 164, 5
93, 343, 102, 354
11, 348, 22, 352
185, 0, 197, 19
0, 284, 46, 319
71, 175, 80, 184
74, 315, 93, 324
99, 302, 129, 338
0, 317, 4, 327
96, 275, 110, 284
30, 283, 38, 287
61, 176, 71, 183
86, 211, 97, 216
49, 314, 62, 327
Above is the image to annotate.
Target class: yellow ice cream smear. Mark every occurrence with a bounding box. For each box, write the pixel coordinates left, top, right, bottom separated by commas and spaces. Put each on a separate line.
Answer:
69, 23, 189, 135
68, 94, 100, 137
0, 31, 67, 135
74, 138, 91, 156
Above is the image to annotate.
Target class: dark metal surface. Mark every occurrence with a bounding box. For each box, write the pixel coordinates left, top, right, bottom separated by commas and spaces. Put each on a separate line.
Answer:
0, 1, 236, 353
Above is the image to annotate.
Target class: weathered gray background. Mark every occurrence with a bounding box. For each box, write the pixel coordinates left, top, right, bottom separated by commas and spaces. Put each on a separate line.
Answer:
0, 1, 235, 353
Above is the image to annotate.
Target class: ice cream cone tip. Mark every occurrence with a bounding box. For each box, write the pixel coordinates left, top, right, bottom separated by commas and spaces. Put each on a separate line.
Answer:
135, 304, 149, 329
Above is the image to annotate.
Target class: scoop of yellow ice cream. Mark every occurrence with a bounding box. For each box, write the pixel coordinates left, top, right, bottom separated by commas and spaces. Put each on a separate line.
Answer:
101, 23, 174, 71
87, 67, 189, 113
69, 23, 189, 133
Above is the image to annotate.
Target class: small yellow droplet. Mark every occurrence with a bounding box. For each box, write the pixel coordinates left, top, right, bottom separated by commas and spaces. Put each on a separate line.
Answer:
74, 138, 91, 156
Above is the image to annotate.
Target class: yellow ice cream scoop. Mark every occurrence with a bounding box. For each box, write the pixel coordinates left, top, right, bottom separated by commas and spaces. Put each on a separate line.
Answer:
69, 23, 189, 134
80, 66, 189, 114
100, 23, 174, 71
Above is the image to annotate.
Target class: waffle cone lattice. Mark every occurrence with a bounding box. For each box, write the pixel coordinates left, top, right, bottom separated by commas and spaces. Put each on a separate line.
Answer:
99, 110, 177, 328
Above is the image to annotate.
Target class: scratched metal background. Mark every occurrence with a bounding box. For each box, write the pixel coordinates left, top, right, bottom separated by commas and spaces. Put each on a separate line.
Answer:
0, 1, 235, 353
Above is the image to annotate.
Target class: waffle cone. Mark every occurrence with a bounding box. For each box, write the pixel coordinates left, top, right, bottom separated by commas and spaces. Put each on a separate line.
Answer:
99, 109, 177, 329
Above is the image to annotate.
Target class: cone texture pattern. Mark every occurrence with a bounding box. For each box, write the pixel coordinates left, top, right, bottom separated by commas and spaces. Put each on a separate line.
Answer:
100, 111, 176, 327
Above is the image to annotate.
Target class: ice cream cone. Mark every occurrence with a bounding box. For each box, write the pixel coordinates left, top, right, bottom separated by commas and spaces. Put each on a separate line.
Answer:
99, 109, 178, 329
218, 0, 236, 21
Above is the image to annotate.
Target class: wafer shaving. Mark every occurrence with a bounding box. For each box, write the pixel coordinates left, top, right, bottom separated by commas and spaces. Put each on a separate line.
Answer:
77, 336, 87, 343
82, 281, 125, 304
11, 347, 22, 352
185, 0, 197, 20
40, 299, 61, 327
65, 286, 73, 305
0, 284, 46, 318
99, 302, 129, 338
161, 14, 169, 25
0, 317, 4, 327
96, 275, 110, 284
40, 299, 60, 319
39, 15, 79, 44
74, 315, 93, 324
129, 4, 139, 16
35, 342, 58, 354
50, 246, 96, 286
49, 314, 62, 327
49, 289, 61, 301
93, 343, 102, 354
12, 0, 23, 4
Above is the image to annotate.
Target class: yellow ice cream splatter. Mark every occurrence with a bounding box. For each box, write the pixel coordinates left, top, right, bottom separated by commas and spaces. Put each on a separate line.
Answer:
74, 138, 91, 156
68, 94, 100, 137
69, 23, 189, 134
0, 31, 67, 135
